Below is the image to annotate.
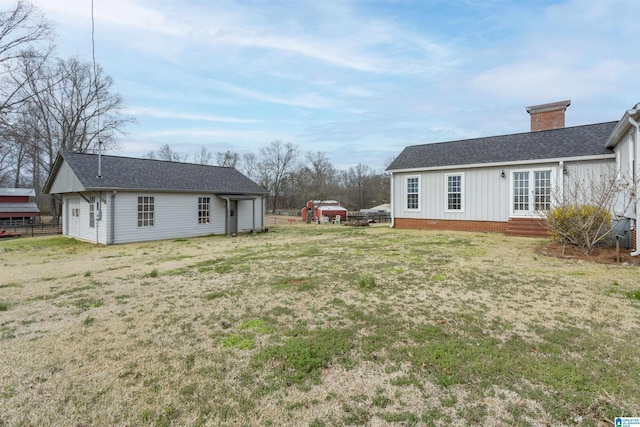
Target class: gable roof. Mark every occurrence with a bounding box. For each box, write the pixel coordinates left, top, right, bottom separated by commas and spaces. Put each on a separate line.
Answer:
43, 152, 267, 195
387, 121, 617, 171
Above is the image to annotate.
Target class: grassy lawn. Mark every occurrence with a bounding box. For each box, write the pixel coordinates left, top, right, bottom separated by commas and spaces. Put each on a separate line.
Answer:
0, 224, 639, 426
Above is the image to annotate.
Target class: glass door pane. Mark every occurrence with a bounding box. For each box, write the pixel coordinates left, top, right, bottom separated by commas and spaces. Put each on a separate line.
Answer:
513, 171, 529, 213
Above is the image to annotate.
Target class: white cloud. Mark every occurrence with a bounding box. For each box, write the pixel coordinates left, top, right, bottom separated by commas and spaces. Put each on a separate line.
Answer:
137, 128, 287, 142
26, 0, 640, 171
205, 80, 336, 110
467, 0, 638, 114
125, 107, 263, 124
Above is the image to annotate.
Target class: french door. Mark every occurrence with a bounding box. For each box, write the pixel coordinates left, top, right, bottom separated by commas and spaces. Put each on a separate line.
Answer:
512, 170, 552, 215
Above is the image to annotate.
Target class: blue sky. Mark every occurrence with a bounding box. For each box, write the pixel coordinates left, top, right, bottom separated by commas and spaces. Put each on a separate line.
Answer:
30, 0, 639, 170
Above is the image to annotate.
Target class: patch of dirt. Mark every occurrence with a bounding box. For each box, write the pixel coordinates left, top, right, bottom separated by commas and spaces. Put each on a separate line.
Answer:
539, 241, 640, 265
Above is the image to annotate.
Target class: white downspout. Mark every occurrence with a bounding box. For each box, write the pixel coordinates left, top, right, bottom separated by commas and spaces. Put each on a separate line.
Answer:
558, 160, 564, 205
109, 191, 116, 245
389, 172, 395, 228
629, 114, 640, 256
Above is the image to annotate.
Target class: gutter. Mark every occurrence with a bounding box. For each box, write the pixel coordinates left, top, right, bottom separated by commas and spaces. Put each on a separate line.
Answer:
109, 191, 116, 245
629, 111, 640, 256
389, 172, 395, 228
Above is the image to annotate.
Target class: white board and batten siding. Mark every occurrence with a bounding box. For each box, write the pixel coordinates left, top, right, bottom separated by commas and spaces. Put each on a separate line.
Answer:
392, 158, 615, 223
392, 166, 511, 222
112, 192, 227, 244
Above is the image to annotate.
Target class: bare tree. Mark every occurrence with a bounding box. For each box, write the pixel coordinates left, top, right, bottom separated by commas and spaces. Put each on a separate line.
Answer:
290, 151, 336, 205
0, 1, 53, 116
215, 150, 239, 168
4, 54, 132, 218
259, 140, 298, 212
8, 54, 132, 177
0, 104, 34, 186
193, 146, 213, 165
242, 152, 257, 180
152, 143, 185, 162
0, 142, 11, 185
343, 163, 371, 210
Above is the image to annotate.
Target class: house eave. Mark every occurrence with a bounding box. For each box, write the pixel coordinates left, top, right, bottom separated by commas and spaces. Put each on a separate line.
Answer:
75, 187, 268, 196
605, 104, 640, 148
387, 154, 615, 174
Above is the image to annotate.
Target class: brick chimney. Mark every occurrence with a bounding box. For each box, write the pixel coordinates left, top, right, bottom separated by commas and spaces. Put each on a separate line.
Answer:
526, 100, 571, 131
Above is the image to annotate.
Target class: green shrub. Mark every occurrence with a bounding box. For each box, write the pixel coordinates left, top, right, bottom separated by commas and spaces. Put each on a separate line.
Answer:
546, 204, 611, 254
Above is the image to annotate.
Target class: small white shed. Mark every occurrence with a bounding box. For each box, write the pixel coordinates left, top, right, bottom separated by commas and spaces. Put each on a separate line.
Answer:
43, 152, 268, 244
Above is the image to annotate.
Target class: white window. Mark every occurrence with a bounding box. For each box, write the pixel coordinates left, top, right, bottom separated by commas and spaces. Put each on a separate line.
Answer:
445, 173, 463, 211
533, 170, 551, 211
89, 196, 96, 228
512, 169, 553, 215
198, 197, 210, 224
513, 171, 529, 212
405, 176, 420, 210
137, 196, 155, 227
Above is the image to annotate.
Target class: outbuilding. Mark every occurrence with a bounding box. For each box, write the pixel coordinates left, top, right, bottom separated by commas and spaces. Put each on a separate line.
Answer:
0, 188, 40, 225
301, 200, 348, 223
43, 151, 268, 244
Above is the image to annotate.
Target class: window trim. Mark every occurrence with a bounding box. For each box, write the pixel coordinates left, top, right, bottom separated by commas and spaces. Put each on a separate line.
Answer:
89, 196, 96, 228
198, 196, 211, 224
510, 167, 554, 217
405, 175, 421, 211
137, 196, 155, 228
444, 173, 464, 213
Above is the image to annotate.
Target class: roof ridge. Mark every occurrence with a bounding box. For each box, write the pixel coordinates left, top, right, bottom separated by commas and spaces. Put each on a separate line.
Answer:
407, 120, 619, 149
62, 151, 236, 169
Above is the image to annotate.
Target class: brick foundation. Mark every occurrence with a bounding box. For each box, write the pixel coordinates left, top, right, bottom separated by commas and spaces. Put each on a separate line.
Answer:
394, 218, 508, 234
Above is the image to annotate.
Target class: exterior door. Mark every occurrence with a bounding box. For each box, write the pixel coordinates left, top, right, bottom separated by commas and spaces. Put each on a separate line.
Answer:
67, 198, 81, 237
229, 200, 238, 234
512, 170, 552, 216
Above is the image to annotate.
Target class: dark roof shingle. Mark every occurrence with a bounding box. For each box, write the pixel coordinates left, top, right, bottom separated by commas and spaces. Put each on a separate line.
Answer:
387, 121, 617, 171
55, 152, 267, 194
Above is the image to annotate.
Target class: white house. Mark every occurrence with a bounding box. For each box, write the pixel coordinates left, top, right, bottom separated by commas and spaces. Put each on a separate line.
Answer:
43, 152, 268, 244
387, 100, 639, 252
605, 103, 640, 255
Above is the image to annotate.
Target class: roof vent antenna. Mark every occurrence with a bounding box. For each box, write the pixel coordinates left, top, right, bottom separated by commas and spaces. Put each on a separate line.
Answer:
91, 0, 102, 179
97, 140, 103, 178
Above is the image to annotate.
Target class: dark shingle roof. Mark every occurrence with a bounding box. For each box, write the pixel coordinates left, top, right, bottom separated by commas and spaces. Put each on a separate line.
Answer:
387, 121, 617, 171
52, 152, 267, 194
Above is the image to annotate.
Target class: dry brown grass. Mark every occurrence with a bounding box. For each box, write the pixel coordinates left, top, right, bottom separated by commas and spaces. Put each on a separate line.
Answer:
1, 222, 639, 426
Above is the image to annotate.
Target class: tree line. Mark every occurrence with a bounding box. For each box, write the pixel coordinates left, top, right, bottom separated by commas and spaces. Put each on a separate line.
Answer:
0, 1, 389, 216
146, 141, 391, 213
0, 1, 131, 217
